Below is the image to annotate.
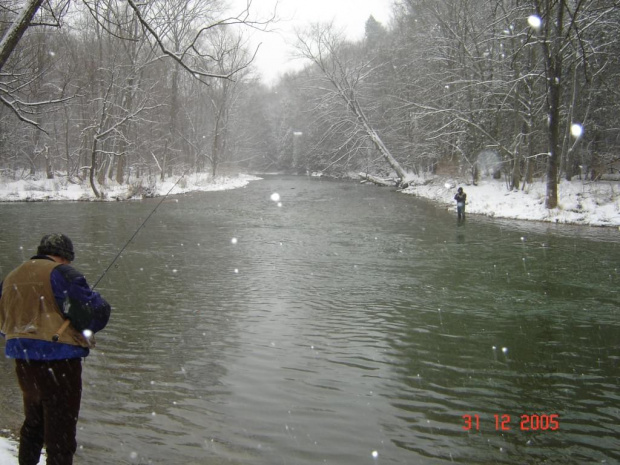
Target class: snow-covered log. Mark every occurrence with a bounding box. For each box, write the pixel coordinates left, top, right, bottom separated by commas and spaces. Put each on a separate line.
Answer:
359, 173, 398, 187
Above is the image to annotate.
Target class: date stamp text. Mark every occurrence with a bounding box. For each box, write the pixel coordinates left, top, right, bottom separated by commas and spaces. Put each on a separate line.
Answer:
462, 414, 560, 432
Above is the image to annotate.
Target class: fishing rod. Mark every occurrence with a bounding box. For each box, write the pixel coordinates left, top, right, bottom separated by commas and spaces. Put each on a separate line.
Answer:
91, 169, 189, 290
52, 170, 190, 342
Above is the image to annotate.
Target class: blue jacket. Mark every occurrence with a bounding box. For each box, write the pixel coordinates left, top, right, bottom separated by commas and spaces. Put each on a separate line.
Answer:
0, 255, 111, 360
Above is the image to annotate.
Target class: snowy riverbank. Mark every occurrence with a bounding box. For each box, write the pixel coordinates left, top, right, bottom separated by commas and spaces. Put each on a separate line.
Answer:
402, 175, 620, 228
0, 436, 30, 465
0, 172, 619, 228
0, 172, 262, 202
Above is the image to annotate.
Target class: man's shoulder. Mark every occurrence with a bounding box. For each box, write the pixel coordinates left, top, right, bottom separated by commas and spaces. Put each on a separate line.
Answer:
54, 264, 84, 283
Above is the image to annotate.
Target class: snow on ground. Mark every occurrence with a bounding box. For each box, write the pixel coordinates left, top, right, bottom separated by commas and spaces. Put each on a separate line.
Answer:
0, 435, 42, 465
0, 442, 14, 465
402, 175, 620, 228
0, 172, 262, 202
0, 436, 17, 465
0, 171, 619, 228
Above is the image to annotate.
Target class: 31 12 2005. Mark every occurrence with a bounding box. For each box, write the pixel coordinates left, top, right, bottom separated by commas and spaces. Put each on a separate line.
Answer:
462, 414, 560, 431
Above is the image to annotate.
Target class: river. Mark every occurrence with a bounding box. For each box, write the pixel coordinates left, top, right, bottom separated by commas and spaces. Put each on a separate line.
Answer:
1, 175, 618, 464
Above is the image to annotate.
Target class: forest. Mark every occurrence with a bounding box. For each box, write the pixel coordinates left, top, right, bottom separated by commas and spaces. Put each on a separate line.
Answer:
1, 0, 619, 209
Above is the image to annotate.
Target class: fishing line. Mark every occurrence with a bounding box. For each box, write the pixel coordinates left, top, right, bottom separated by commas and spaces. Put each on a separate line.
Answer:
91, 170, 189, 289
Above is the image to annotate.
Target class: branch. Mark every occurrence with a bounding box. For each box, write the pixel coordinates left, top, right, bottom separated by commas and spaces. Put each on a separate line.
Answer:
126, 0, 261, 83
0, 94, 48, 133
0, 0, 45, 72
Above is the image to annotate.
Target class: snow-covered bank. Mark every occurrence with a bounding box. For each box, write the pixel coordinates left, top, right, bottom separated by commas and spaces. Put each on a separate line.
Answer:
0, 437, 16, 465
0, 172, 262, 202
1, 171, 619, 228
401, 176, 620, 228
0, 435, 40, 465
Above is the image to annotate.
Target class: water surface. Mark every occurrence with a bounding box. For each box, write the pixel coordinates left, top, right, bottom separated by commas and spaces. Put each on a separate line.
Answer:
1, 175, 618, 464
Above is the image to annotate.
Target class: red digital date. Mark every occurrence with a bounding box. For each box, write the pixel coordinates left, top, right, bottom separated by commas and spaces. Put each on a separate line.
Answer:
520, 413, 560, 431
462, 413, 560, 431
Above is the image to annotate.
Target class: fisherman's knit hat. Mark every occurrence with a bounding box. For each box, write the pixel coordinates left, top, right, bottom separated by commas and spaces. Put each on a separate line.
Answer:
37, 233, 75, 261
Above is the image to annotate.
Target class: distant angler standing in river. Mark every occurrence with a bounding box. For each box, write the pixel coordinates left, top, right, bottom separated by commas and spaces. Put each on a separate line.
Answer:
0, 233, 111, 465
454, 187, 467, 222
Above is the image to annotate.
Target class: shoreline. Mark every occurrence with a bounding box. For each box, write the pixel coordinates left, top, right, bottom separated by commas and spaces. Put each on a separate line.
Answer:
400, 176, 620, 229
0, 172, 619, 229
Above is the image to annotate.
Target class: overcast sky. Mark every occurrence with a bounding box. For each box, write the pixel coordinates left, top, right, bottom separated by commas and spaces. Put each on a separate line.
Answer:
232, 0, 394, 84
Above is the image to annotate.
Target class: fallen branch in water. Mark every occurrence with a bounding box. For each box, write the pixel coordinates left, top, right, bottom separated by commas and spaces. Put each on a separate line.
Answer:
358, 173, 398, 187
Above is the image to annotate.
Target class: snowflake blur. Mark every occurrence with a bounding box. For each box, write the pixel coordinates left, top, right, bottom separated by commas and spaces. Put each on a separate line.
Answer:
570, 123, 583, 139
528, 15, 542, 30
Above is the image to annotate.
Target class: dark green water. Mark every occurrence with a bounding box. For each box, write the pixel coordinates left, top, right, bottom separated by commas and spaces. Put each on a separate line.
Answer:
1, 175, 618, 464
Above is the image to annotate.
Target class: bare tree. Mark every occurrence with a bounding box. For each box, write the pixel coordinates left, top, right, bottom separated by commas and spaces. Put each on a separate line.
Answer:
83, 67, 162, 198
125, 0, 266, 82
528, 0, 620, 207
0, 0, 270, 130
0, 0, 72, 129
203, 30, 251, 176
296, 23, 414, 186
0, 0, 46, 72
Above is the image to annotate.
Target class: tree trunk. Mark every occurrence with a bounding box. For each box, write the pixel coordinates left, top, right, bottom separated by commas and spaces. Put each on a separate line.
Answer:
540, 0, 565, 209
161, 141, 168, 182
63, 106, 72, 177
212, 116, 221, 176
0, 0, 44, 72
45, 146, 53, 179
116, 149, 126, 184
347, 91, 411, 185
510, 155, 520, 190
545, 76, 561, 209
359, 173, 396, 187
89, 138, 101, 198
296, 25, 412, 187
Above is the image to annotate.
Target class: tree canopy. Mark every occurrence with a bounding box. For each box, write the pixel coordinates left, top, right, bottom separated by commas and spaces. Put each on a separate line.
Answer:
1, 0, 619, 205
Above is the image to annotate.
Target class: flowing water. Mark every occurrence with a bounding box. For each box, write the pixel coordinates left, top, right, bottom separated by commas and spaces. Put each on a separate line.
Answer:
0, 175, 618, 464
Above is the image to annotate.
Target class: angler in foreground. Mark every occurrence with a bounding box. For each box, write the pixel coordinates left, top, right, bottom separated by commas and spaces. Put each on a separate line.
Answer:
0, 233, 111, 465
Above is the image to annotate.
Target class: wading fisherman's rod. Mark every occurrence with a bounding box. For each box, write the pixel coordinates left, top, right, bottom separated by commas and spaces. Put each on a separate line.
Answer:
91, 170, 189, 290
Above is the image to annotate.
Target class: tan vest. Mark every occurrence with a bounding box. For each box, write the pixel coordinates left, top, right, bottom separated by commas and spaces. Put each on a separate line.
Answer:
0, 259, 89, 347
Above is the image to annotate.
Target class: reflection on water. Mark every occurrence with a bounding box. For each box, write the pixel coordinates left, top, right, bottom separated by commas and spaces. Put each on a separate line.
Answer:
1, 176, 619, 464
